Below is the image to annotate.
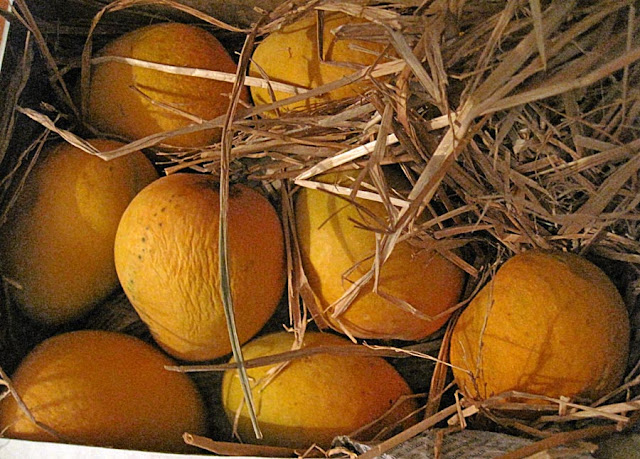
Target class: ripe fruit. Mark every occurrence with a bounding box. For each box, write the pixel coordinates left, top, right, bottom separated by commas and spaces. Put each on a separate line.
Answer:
0, 330, 207, 453
295, 173, 466, 340
0, 0, 7, 40
221, 331, 417, 449
114, 174, 285, 361
250, 12, 389, 114
86, 22, 247, 147
0, 139, 158, 326
449, 250, 630, 402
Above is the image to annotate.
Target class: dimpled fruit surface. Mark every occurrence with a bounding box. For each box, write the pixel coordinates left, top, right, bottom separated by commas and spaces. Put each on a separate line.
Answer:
114, 174, 286, 361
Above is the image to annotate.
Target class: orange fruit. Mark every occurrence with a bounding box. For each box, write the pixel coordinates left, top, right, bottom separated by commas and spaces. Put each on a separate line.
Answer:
295, 173, 466, 340
114, 173, 286, 361
449, 250, 630, 402
221, 331, 417, 449
0, 0, 8, 43
250, 12, 389, 114
0, 139, 158, 325
0, 330, 207, 453
86, 22, 247, 147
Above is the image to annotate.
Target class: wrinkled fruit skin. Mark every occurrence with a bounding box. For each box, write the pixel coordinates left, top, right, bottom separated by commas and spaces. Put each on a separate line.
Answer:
250, 12, 389, 114
114, 174, 286, 361
450, 250, 630, 403
295, 183, 465, 340
0, 139, 158, 325
0, 330, 207, 453
87, 22, 247, 147
222, 331, 418, 449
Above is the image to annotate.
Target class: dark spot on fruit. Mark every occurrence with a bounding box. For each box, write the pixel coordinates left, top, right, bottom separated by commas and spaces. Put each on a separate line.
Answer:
230, 185, 243, 198
193, 176, 218, 192
141, 237, 146, 243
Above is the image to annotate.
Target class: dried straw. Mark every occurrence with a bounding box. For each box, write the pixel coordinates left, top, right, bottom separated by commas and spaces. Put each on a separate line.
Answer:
1, 0, 640, 456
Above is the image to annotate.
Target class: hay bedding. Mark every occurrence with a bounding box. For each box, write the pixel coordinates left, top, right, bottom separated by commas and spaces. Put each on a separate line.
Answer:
1, 0, 640, 457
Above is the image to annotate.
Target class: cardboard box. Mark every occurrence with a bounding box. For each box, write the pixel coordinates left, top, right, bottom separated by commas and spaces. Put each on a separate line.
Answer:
0, 438, 236, 458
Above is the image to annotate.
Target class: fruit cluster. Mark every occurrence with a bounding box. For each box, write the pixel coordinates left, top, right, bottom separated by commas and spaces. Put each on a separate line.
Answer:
0, 10, 631, 455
